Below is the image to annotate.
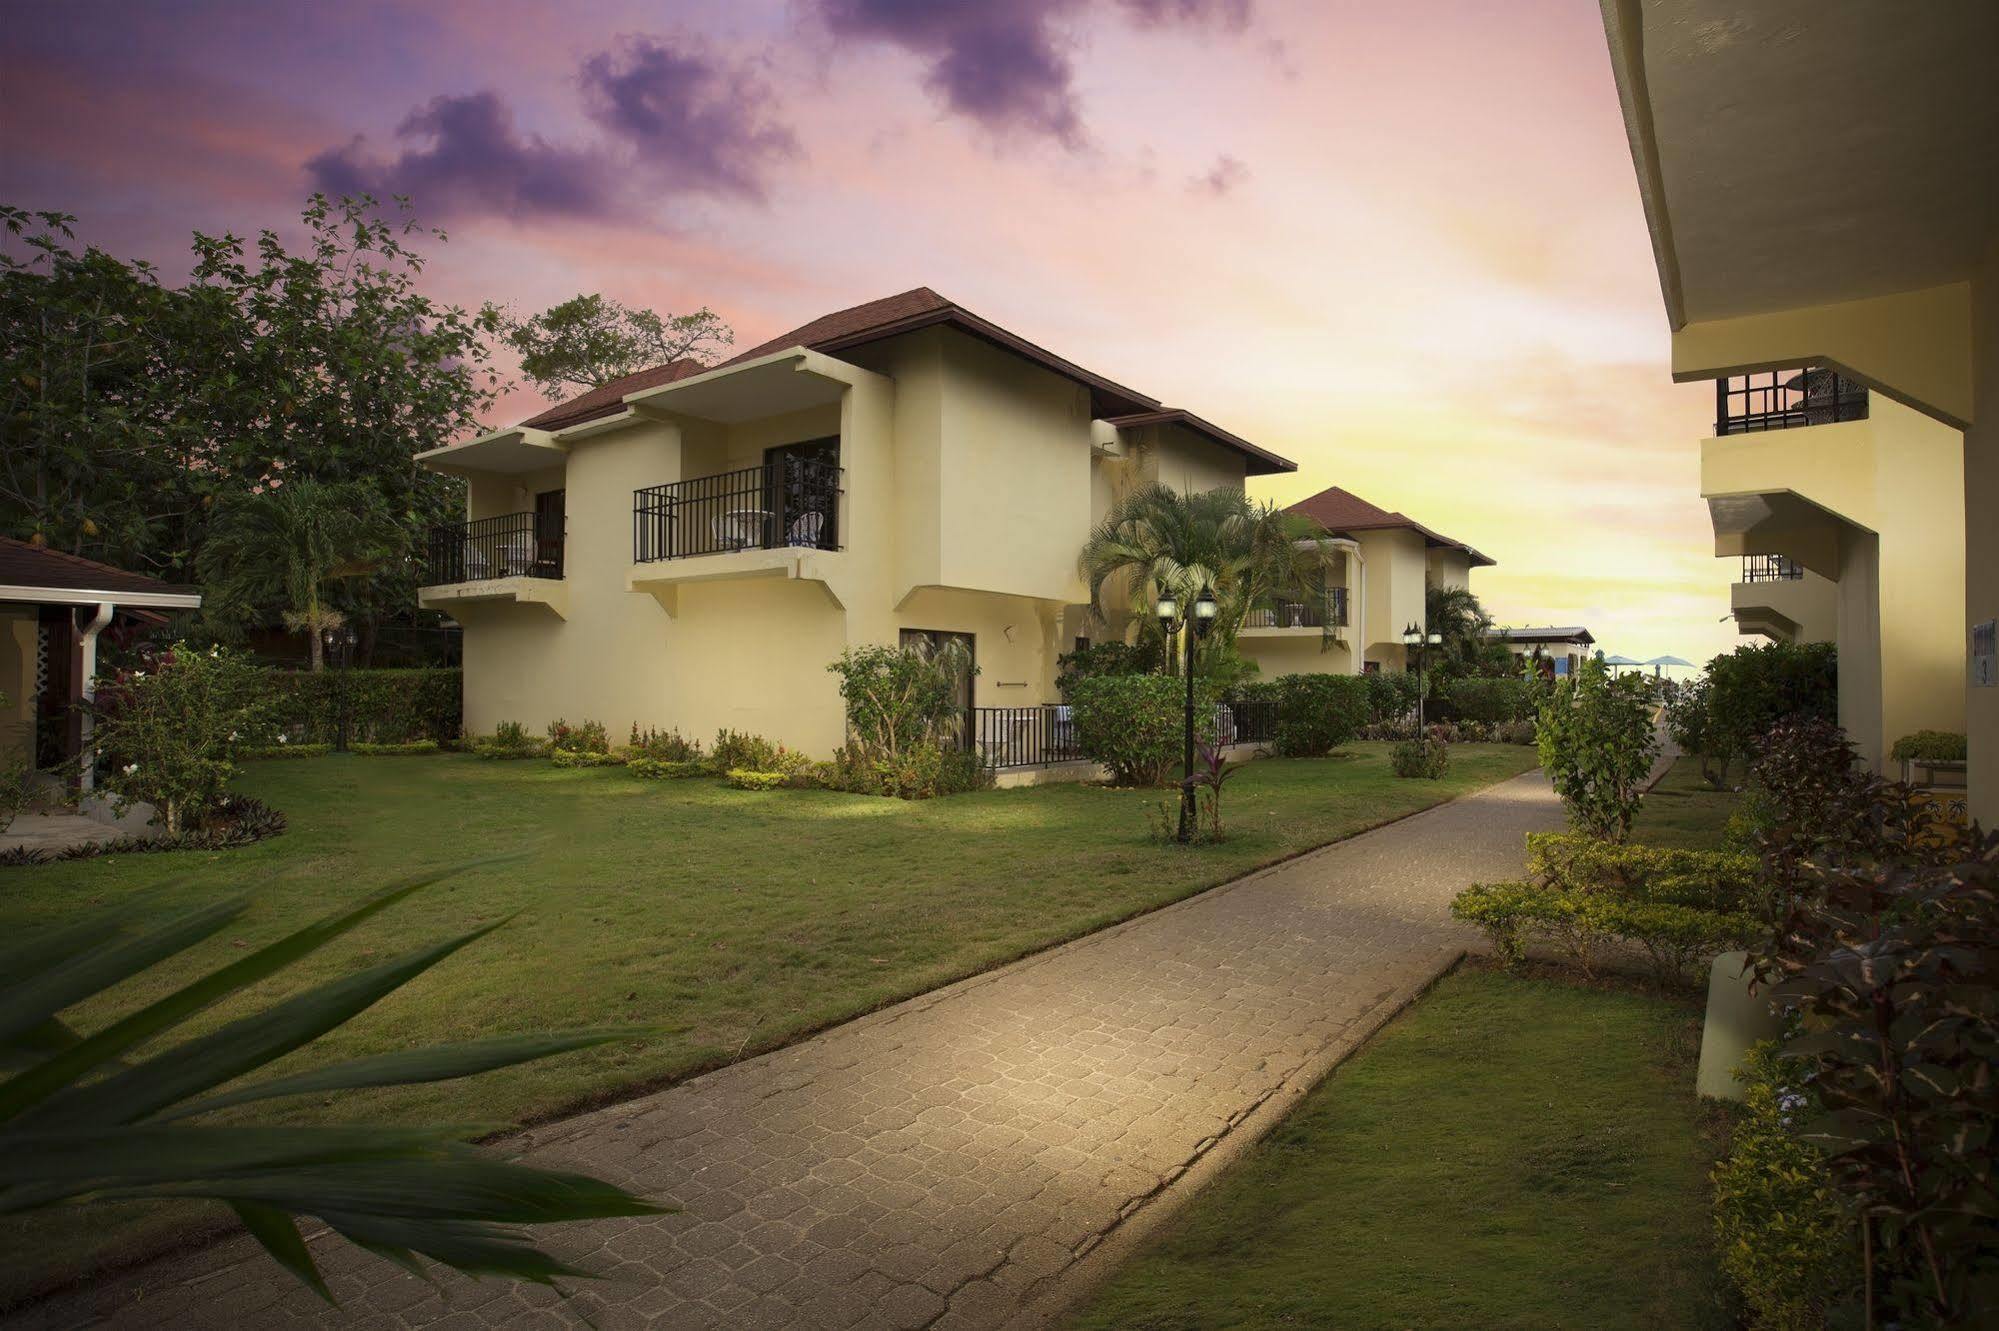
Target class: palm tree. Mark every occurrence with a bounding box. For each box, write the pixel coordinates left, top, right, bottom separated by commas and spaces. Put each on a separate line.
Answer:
1424, 580, 1501, 678
1078, 484, 1345, 662
199, 479, 398, 670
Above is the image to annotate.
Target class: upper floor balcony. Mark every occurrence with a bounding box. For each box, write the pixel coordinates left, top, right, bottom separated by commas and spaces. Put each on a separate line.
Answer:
633, 456, 843, 564
1241, 587, 1349, 633
418, 511, 568, 617
1739, 553, 1804, 583
1715, 366, 1868, 436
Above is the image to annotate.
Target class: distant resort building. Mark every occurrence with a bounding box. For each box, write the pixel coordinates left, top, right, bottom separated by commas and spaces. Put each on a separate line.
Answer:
1485, 626, 1594, 679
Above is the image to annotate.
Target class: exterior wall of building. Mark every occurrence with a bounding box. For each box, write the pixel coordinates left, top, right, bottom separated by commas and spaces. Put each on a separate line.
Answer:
0, 605, 35, 765
1235, 633, 1356, 680
1731, 567, 1838, 644
1700, 394, 1966, 771
1426, 547, 1472, 590
1968, 246, 1999, 826
1359, 528, 1427, 666
437, 330, 1247, 753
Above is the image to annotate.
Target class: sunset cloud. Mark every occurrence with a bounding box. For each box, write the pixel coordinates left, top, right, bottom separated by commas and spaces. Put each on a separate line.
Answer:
579, 36, 798, 201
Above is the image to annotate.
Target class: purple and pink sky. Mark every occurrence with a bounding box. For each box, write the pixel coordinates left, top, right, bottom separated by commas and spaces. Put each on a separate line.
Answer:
0, 0, 1734, 663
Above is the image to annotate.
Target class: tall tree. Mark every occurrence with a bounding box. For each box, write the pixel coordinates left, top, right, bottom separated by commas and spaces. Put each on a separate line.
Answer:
503, 293, 732, 394
1424, 580, 1509, 679
0, 196, 503, 644
1079, 484, 1345, 662
198, 480, 399, 670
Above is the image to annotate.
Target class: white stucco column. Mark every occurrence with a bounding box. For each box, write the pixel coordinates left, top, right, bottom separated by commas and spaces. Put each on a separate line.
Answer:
75, 600, 114, 792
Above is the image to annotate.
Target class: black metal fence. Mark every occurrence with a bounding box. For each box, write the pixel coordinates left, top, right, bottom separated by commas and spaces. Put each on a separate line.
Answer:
1716, 367, 1867, 435
425, 512, 562, 585
634, 458, 842, 563
1741, 553, 1804, 583
970, 699, 1278, 770
1244, 588, 1349, 629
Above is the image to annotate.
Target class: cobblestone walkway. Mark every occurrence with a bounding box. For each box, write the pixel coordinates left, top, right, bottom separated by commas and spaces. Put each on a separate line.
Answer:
26, 769, 1565, 1331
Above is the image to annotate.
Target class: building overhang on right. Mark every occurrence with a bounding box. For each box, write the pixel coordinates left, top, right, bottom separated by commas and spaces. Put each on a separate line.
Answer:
1598, 0, 1999, 817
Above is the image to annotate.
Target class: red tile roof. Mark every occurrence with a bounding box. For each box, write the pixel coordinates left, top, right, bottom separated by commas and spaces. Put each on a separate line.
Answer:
507, 287, 1296, 475
1285, 486, 1495, 567
517, 358, 707, 431
0, 536, 198, 598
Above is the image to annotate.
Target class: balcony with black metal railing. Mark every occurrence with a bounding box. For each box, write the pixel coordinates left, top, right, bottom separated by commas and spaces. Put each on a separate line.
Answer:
424, 512, 564, 586
633, 457, 843, 564
1740, 553, 1804, 583
1715, 366, 1868, 436
1241, 587, 1349, 631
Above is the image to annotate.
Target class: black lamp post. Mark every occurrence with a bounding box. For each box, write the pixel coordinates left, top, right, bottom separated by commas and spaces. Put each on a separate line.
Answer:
1160, 586, 1218, 843
1402, 622, 1442, 729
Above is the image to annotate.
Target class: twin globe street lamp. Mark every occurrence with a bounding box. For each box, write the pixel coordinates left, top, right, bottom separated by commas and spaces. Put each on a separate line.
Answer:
1402, 622, 1443, 729
1157, 585, 1219, 843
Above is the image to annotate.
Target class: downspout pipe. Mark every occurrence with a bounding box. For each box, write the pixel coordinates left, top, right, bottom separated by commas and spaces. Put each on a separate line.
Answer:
75, 601, 114, 792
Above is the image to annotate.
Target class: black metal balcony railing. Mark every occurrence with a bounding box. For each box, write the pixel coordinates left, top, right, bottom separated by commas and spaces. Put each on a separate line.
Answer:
1243, 587, 1349, 629
425, 512, 563, 585
1716, 366, 1868, 435
970, 699, 1278, 770
1741, 554, 1804, 583
634, 458, 842, 563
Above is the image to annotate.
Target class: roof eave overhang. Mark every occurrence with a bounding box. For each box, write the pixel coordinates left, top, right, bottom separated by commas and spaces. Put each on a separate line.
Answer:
1599, 0, 1688, 330
0, 585, 202, 609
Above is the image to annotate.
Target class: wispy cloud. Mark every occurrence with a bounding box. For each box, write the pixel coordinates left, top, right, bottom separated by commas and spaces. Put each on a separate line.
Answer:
1188, 153, 1248, 196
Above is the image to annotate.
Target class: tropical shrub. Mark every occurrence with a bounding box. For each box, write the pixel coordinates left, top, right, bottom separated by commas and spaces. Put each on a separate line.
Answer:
1710, 1046, 1859, 1331
248, 668, 461, 745
1746, 826, 1999, 1325
1744, 718, 1959, 888
1705, 641, 1837, 768
827, 741, 992, 800
828, 643, 974, 756
1890, 729, 1968, 764
1269, 673, 1369, 756
1663, 675, 1728, 788
1537, 657, 1657, 842
1391, 736, 1449, 779
1525, 833, 1761, 914
1181, 740, 1243, 839
549, 749, 624, 769
349, 739, 439, 756
473, 721, 546, 760
1433, 676, 1541, 724
1070, 674, 1215, 787
627, 724, 701, 763
0, 867, 657, 1297
1055, 640, 1161, 701
626, 757, 708, 780
1494, 719, 1538, 746
235, 741, 333, 760
725, 769, 788, 792
1363, 669, 1421, 725
709, 730, 806, 774
85, 643, 268, 836
544, 718, 609, 754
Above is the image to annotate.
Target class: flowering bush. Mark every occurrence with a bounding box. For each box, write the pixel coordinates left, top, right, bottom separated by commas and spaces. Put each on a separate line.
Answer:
627, 724, 702, 762
85, 643, 267, 836
544, 717, 609, 754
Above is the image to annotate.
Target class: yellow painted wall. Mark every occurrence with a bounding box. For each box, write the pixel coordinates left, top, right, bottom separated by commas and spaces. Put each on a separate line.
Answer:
1360, 528, 1427, 663
0, 606, 34, 765
1236, 633, 1356, 680
1700, 395, 1966, 770
1426, 548, 1473, 590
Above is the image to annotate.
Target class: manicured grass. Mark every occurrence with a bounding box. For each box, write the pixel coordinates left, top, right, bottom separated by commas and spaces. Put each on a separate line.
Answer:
1068, 966, 1731, 1331
1631, 755, 1745, 849
0, 742, 1540, 1304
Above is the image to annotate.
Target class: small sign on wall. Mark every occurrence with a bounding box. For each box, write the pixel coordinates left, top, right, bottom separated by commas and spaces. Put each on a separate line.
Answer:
1973, 619, 1997, 688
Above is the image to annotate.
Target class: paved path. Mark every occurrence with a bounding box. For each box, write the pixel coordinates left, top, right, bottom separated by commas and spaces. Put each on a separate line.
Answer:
26, 768, 1566, 1331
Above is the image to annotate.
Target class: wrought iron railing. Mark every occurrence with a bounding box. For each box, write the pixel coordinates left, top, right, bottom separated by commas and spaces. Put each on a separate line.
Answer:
425, 512, 562, 585
971, 699, 1278, 770
1740, 553, 1804, 583
1243, 588, 1348, 629
634, 458, 842, 563
1716, 366, 1867, 435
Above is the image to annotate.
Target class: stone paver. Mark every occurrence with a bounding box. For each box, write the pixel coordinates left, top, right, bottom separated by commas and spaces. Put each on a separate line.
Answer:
21, 768, 1566, 1330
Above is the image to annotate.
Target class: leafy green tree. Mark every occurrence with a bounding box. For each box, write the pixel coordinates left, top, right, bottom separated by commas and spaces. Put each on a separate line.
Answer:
198, 481, 400, 671
0, 869, 658, 1299
0, 196, 502, 647
1424, 581, 1511, 679
503, 293, 732, 394
1537, 657, 1658, 841
1079, 484, 1344, 666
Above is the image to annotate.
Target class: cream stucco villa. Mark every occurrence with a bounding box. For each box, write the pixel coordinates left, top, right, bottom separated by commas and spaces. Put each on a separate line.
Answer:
417, 288, 1298, 763
1233, 486, 1493, 682
1598, 0, 1986, 793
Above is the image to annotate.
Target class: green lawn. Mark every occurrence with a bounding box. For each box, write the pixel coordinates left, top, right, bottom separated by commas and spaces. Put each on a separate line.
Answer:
1068, 966, 1731, 1331
1631, 755, 1744, 849
0, 742, 1539, 1304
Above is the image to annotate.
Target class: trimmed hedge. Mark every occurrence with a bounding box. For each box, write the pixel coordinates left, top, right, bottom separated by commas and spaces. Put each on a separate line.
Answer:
1890, 729, 1968, 764
1071, 674, 1217, 786
627, 757, 709, 780
1270, 674, 1370, 757
234, 742, 332, 760
251, 668, 461, 745
550, 749, 625, 769
725, 769, 787, 791
349, 739, 440, 756
1434, 676, 1542, 724
1390, 736, 1449, 779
